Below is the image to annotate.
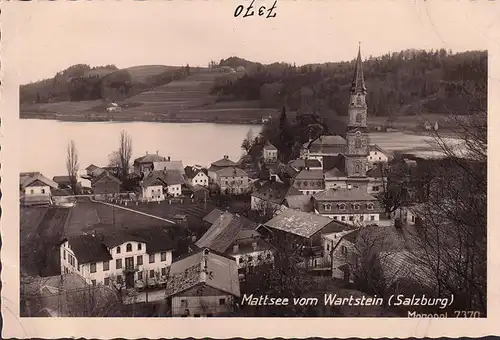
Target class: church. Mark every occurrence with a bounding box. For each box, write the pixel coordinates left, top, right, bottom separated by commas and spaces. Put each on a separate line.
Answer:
301, 46, 386, 224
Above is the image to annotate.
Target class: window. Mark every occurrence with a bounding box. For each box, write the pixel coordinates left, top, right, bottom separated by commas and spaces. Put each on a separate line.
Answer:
360, 215, 364, 221
181, 299, 188, 307
104, 277, 110, 286
327, 244, 330, 251
149, 254, 155, 263
161, 267, 167, 276
63, 250, 66, 260
126, 243, 132, 252
116, 259, 122, 269
349, 216, 354, 221
371, 215, 375, 221
372, 186, 379, 192
137, 255, 143, 265
411, 215, 415, 222
338, 203, 346, 210
90, 263, 96, 273
219, 298, 226, 305
117, 275, 123, 283
116, 246, 121, 254
150, 270, 155, 278
341, 246, 348, 255
353, 204, 360, 210
91, 280, 96, 286
333, 216, 338, 220
341, 216, 346, 221
248, 256, 253, 263
138, 243, 142, 251
30, 189, 34, 194
161, 252, 167, 262
355, 112, 362, 123
103, 261, 109, 271
138, 271, 143, 280
41, 188, 45, 194
367, 203, 374, 210
324, 203, 331, 211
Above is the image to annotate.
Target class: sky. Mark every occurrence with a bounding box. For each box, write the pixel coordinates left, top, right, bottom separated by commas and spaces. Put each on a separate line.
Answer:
3, 0, 499, 84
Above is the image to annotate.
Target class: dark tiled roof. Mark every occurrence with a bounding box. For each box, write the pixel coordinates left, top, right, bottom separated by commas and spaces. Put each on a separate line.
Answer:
307, 135, 346, 154
165, 248, 240, 298
85, 164, 99, 172
196, 212, 258, 253
295, 169, 324, 180
369, 144, 386, 153
153, 161, 185, 174
192, 184, 209, 192
184, 166, 207, 179
313, 187, 378, 202
324, 167, 347, 178
252, 181, 301, 205
284, 195, 314, 212
263, 141, 278, 151
264, 209, 339, 239
64, 234, 113, 264
140, 170, 184, 188
289, 158, 322, 170
203, 208, 224, 224
211, 157, 237, 167
20, 173, 59, 189
322, 154, 346, 172
134, 154, 167, 164
216, 167, 248, 177
91, 171, 121, 186
52, 176, 72, 186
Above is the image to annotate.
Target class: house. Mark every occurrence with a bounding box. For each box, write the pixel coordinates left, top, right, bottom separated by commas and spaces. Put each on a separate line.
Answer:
312, 187, 384, 225
288, 158, 323, 172
184, 165, 209, 187
133, 152, 170, 176
106, 102, 122, 113
322, 229, 360, 280
164, 248, 241, 317
153, 157, 185, 175
140, 170, 185, 201
52, 175, 73, 189
85, 164, 105, 178
91, 171, 122, 197
20, 172, 59, 206
195, 211, 272, 269
283, 195, 314, 213
216, 167, 249, 195
250, 181, 301, 213
324, 167, 348, 190
262, 141, 278, 163
367, 144, 389, 165
366, 164, 386, 195
392, 204, 425, 226
300, 135, 346, 167
60, 226, 176, 302
207, 155, 239, 183
292, 169, 324, 195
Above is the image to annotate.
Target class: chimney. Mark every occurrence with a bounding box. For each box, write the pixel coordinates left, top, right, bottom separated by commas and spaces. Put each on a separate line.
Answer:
224, 155, 228, 160
233, 244, 239, 253
168, 156, 171, 161
146, 151, 148, 155
156, 150, 158, 155
191, 235, 197, 242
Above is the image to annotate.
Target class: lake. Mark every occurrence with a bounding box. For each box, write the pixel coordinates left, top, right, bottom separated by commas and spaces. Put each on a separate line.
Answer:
19, 119, 445, 178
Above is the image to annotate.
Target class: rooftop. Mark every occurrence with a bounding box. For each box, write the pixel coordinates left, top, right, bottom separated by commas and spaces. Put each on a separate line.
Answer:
216, 167, 248, 178
313, 187, 378, 202
295, 169, 324, 180
203, 208, 225, 225
263, 140, 278, 151
134, 153, 168, 164
20, 172, 59, 189
252, 181, 301, 205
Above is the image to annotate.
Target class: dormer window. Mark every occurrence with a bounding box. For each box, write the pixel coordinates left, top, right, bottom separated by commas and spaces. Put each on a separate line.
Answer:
338, 203, 346, 210
353, 203, 360, 210
324, 203, 332, 211
138, 243, 142, 251
367, 203, 374, 210
116, 246, 121, 254
126, 243, 132, 252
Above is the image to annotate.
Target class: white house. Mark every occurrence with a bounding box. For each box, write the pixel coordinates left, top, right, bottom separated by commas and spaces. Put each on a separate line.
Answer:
322, 229, 359, 281
262, 141, 278, 163
20, 172, 59, 206
207, 155, 239, 183
216, 167, 250, 195
367, 144, 389, 166
60, 228, 175, 302
184, 165, 209, 187
106, 102, 122, 113
165, 248, 241, 317
140, 170, 185, 201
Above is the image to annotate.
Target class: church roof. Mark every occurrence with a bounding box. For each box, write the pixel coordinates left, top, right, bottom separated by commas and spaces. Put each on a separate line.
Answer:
350, 45, 367, 95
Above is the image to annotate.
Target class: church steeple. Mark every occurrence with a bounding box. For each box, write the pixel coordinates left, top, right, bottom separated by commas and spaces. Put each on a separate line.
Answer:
350, 43, 367, 95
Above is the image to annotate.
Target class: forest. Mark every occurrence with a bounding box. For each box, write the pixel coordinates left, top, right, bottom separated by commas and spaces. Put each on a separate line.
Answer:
211, 49, 487, 117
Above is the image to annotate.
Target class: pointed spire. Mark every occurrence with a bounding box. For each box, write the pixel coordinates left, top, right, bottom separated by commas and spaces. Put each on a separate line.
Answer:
350, 43, 367, 94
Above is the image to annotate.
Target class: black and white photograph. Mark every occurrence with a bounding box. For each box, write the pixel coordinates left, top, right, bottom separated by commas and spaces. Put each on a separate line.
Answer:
2, 0, 498, 337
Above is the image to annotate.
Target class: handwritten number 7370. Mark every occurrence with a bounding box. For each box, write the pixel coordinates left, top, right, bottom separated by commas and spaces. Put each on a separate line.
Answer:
234, 0, 278, 18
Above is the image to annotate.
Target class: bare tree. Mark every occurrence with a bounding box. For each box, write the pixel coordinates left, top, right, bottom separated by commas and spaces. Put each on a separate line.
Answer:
241, 129, 254, 154
109, 130, 133, 183
66, 140, 79, 194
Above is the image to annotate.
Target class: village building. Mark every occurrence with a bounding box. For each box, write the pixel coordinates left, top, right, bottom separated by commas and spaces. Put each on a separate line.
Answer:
20, 172, 59, 206
300, 135, 346, 167
207, 155, 239, 183
202, 208, 225, 227
91, 171, 122, 197
59, 227, 175, 302
321, 229, 360, 280
133, 152, 170, 177
391, 204, 425, 226
184, 165, 209, 187
195, 211, 272, 270
282, 195, 314, 213
216, 167, 249, 195
312, 187, 384, 225
366, 165, 386, 195
190, 185, 210, 203
164, 248, 241, 317
250, 181, 301, 213
85, 164, 106, 178
139, 170, 185, 201
52, 175, 74, 190
288, 158, 323, 172
262, 141, 278, 163
367, 144, 389, 166
153, 157, 185, 175
292, 169, 324, 195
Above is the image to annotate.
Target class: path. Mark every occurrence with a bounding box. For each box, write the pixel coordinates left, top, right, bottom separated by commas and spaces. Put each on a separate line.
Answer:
89, 198, 177, 225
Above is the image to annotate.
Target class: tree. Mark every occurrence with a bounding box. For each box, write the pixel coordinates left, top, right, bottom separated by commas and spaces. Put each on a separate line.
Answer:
66, 140, 79, 194
185, 63, 191, 76
109, 130, 133, 183
241, 129, 254, 154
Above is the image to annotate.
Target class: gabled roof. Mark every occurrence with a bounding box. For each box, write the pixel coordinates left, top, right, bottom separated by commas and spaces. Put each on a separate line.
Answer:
63, 234, 113, 264
378, 250, 437, 289
134, 153, 167, 165
203, 208, 224, 225
184, 166, 208, 179
263, 140, 278, 151
91, 171, 121, 186
165, 248, 240, 298
324, 167, 347, 178
196, 212, 258, 253
295, 169, 324, 180
264, 209, 340, 239
311, 135, 347, 146
251, 181, 301, 205
322, 154, 346, 172
289, 158, 322, 170
85, 164, 99, 172
153, 161, 185, 174
216, 167, 248, 177
20, 172, 59, 189
52, 175, 72, 186
211, 156, 237, 167
313, 187, 378, 202
140, 170, 184, 188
